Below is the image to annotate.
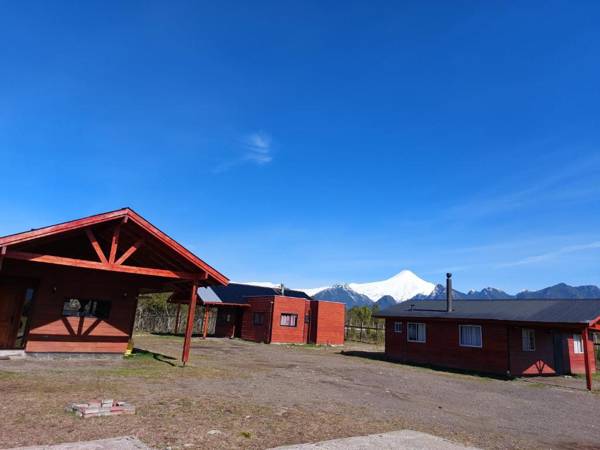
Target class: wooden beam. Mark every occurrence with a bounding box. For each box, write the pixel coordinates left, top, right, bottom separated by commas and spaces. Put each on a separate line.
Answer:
0, 246, 6, 271
115, 239, 144, 265
582, 328, 593, 391
85, 228, 108, 264
4, 250, 205, 280
109, 222, 122, 264
182, 282, 198, 365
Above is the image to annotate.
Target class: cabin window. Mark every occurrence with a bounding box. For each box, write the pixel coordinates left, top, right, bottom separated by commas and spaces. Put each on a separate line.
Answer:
459, 325, 482, 348
522, 328, 536, 351
407, 322, 426, 343
393, 322, 402, 333
253, 312, 265, 326
280, 313, 298, 327
573, 334, 584, 354
62, 298, 111, 319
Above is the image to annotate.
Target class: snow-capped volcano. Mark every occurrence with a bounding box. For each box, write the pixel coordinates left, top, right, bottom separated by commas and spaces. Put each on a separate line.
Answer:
348, 270, 435, 302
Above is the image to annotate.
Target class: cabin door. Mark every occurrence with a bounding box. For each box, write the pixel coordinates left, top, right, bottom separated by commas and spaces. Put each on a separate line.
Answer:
0, 280, 26, 348
552, 332, 565, 375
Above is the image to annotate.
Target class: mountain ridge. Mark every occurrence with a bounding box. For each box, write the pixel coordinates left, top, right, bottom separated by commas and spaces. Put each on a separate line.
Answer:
245, 273, 600, 309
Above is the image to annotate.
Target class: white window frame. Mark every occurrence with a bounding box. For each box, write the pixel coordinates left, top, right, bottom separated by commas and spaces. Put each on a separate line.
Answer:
521, 328, 536, 352
573, 333, 584, 354
280, 313, 298, 328
458, 324, 483, 348
393, 321, 402, 333
407, 322, 426, 343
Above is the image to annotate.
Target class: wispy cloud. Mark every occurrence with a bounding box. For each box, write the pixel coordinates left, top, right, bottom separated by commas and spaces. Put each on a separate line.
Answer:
496, 241, 600, 268
445, 154, 600, 221
242, 132, 272, 165
212, 131, 274, 173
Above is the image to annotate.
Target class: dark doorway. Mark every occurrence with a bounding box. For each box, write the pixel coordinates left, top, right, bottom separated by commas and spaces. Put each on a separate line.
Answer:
0, 278, 36, 349
552, 332, 565, 375
234, 310, 243, 338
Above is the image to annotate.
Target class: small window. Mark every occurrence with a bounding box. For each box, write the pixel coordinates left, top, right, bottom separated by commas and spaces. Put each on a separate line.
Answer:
459, 325, 482, 348
62, 298, 111, 319
393, 322, 402, 333
407, 322, 426, 343
522, 328, 536, 352
253, 312, 265, 326
280, 313, 298, 327
573, 334, 584, 354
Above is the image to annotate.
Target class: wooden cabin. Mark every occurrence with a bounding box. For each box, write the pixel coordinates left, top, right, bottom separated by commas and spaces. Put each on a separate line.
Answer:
375, 299, 600, 390
172, 283, 345, 345
0, 208, 228, 363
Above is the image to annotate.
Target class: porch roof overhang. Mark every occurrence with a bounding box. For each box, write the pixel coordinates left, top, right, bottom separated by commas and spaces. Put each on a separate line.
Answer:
0, 208, 229, 287
0, 208, 229, 366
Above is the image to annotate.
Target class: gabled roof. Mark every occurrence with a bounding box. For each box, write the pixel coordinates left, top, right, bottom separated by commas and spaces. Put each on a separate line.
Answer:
375, 299, 600, 325
198, 283, 311, 305
0, 208, 229, 285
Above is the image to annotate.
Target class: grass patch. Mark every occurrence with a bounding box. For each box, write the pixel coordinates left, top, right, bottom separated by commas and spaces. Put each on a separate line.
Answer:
0, 370, 19, 380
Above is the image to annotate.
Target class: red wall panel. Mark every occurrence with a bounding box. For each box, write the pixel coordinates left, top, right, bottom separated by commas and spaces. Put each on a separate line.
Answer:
314, 301, 345, 345
1, 263, 140, 354
270, 296, 308, 344
385, 318, 596, 376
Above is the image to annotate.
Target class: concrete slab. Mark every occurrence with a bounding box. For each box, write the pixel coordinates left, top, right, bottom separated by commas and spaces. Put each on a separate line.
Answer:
270, 430, 479, 450
7, 436, 151, 450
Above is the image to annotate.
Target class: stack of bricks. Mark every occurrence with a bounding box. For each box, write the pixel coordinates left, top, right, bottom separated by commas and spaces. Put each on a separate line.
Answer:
65, 399, 135, 418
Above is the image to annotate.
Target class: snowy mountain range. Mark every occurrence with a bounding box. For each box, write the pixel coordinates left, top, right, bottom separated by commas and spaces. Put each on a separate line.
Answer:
244, 270, 600, 309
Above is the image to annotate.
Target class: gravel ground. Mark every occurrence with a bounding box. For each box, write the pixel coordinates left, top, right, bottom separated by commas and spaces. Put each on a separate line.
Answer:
0, 334, 599, 450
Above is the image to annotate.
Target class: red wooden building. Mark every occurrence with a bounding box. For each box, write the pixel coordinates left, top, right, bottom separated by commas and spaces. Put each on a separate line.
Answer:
173, 283, 345, 345
376, 295, 600, 390
0, 208, 228, 364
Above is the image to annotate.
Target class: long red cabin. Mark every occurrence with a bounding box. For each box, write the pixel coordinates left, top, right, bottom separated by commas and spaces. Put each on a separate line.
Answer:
376, 299, 600, 390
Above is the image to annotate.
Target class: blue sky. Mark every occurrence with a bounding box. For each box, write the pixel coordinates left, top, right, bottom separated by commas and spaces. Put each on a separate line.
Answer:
1, 1, 599, 293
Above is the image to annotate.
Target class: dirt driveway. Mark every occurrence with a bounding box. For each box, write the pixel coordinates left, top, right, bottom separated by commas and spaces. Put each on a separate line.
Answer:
0, 335, 599, 449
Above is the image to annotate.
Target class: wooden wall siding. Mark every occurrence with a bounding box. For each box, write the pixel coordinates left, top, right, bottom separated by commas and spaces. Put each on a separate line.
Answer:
2, 261, 141, 354
384, 318, 596, 376
270, 296, 308, 344
565, 333, 596, 374
241, 297, 272, 343
314, 301, 345, 345
508, 326, 557, 375
385, 319, 508, 374
237, 296, 344, 345
214, 308, 239, 338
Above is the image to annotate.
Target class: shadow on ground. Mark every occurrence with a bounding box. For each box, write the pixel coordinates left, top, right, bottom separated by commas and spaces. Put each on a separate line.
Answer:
127, 348, 178, 367
340, 350, 509, 381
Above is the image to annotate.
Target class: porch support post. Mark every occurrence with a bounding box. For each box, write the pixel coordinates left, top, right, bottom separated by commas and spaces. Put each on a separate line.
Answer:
582, 327, 593, 391
181, 282, 198, 366
174, 303, 181, 335
202, 306, 209, 339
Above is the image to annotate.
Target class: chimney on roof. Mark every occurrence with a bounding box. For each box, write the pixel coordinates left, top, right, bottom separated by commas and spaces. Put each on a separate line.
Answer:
280, 283, 285, 296
446, 273, 453, 312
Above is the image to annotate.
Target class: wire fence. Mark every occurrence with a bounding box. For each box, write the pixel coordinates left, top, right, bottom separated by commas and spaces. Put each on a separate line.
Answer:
134, 308, 217, 335
135, 308, 387, 344
344, 323, 385, 345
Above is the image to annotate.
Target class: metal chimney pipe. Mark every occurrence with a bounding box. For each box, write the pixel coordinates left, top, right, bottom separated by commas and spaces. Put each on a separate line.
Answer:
446, 273, 453, 312
280, 283, 285, 296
